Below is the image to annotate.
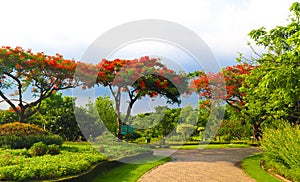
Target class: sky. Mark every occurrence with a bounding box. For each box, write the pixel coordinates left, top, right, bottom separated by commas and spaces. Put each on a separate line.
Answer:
0, 0, 297, 111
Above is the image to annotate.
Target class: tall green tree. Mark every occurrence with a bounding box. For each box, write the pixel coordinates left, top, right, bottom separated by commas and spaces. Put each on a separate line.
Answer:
36, 93, 83, 141
241, 2, 300, 139
95, 95, 118, 136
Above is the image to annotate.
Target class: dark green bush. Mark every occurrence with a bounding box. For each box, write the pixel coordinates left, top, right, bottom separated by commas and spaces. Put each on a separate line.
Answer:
262, 122, 300, 181
47, 144, 60, 155
29, 142, 48, 156
0, 134, 63, 149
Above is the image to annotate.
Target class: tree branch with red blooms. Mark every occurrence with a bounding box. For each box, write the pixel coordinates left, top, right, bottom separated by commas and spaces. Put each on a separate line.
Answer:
0, 46, 84, 122
96, 56, 188, 140
190, 63, 257, 112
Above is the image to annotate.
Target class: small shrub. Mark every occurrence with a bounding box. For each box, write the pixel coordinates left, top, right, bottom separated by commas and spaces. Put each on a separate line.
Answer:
47, 144, 60, 155
29, 142, 48, 157
41, 134, 63, 146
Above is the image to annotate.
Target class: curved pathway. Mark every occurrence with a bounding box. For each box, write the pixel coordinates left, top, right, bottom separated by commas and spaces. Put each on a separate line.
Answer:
139, 148, 259, 182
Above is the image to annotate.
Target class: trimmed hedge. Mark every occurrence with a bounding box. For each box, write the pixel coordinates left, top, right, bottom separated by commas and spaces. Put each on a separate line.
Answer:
0, 134, 63, 149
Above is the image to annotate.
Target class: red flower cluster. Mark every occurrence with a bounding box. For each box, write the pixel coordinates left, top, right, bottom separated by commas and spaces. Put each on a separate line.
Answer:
191, 63, 257, 109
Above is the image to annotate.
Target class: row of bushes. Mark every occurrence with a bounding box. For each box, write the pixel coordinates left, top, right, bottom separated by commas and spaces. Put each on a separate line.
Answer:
262, 122, 300, 182
0, 134, 63, 149
0, 122, 63, 149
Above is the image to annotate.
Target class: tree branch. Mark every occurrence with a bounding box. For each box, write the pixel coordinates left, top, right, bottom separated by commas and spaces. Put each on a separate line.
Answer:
0, 90, 20, 114
4, 72, 23, 107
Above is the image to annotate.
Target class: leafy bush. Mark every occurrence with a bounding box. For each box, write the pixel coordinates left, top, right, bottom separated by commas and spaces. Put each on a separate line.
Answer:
47, 144, 60, 155
0, 143, 107, 181
0, 134, 63, 149
0, 122, 46, 136
262, 122, 300, 181
0, 110, 18, 125
29, 142, 48, 156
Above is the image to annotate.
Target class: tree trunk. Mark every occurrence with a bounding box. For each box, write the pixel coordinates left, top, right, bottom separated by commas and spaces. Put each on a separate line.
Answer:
19, 107, 25, 123
117, 117, 122, 141
253, 122, 262, 141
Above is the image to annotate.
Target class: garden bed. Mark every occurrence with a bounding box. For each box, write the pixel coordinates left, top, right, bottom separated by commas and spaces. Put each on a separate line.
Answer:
0, 142, 152, 181
0, 143, 107, 181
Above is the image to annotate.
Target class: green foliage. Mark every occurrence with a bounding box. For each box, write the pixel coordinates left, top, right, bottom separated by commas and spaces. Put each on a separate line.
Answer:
262, 122, 300, 181
29, 142, 48, 157
29, 142, 60, 156
35, 93, 83, 141
0, 122, 46, 136
0, 134, 63, 149
154, 107, 180, 138
92, 139, 151, 159
0, 110, 18, 124
241, 2, 300, 140
74, 107, 104, 140
217, 107, 252, 141
47, 144, 60, 155
176, 123, 195, 141
0, 143, 107, 181
95, 95, 118, 135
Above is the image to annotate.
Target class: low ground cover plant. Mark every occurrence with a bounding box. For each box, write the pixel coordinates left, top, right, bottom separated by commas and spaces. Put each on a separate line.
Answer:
0, 142, 107, 181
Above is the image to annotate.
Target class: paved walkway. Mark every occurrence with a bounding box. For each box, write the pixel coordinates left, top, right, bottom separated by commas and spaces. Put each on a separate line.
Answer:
139, 148, 260, 182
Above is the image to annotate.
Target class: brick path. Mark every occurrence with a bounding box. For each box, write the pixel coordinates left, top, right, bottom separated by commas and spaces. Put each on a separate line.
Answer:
139, 148, 259, 182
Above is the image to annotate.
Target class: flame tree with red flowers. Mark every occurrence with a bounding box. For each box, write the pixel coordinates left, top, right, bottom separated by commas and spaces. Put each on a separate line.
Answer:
190, 63, 259, 138
96, 56, 188, 140
191, 63, 256, 111
0, 46, 85, 123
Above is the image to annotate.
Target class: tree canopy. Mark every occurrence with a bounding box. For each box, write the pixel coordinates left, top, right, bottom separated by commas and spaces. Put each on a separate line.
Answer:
241, 2, 300, 138
0, 46, 80, 122
95, 56, 188, 139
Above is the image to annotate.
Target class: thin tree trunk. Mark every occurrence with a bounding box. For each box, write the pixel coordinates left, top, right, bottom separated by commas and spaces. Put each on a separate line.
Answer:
253, 122, 262, 141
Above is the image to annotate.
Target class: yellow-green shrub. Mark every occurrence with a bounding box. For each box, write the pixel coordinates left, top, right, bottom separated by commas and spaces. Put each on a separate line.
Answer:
262, 122, 300, 181
0, 122, 46, 136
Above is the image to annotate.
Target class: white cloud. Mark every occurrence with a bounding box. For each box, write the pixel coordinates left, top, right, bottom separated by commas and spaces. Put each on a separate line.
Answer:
0, 0, 296, 61
0, 0, 297, 110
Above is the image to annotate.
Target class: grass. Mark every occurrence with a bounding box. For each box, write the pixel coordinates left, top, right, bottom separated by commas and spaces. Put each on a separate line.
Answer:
92, 156, 171, 182
169, 143, 250, 150
242, 154, 281, 182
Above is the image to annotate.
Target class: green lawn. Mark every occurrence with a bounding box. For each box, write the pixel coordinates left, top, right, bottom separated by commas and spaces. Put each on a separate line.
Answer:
169, 143, 250, 150
92, 156, 171, 182
242, 154, 281, 182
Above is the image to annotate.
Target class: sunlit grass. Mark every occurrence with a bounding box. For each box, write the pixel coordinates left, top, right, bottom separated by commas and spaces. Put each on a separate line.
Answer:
92, 156, 170, 182
242, 154, 281, 182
